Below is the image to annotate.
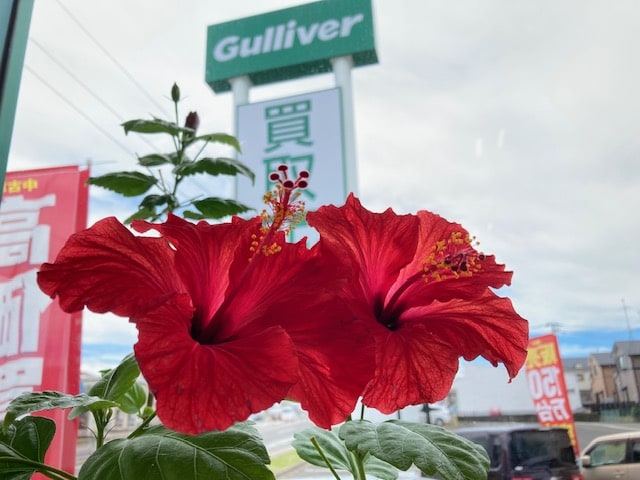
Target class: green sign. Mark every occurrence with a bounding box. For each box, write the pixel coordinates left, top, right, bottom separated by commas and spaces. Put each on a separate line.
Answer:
206, 0, 377, 93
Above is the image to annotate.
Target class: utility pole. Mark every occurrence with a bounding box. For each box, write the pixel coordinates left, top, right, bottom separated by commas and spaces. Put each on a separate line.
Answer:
622, 299, 632, 340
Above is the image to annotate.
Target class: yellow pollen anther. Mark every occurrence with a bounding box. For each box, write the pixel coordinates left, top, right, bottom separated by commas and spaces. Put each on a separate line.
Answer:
420, 230, 484, 283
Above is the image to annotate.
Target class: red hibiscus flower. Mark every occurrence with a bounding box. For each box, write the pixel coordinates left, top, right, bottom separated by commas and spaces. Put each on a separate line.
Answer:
306, 194, 529, 413
37, 170, 373, 433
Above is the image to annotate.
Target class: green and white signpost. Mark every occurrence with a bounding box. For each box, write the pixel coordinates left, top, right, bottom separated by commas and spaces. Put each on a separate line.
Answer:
206, 0, 378, 238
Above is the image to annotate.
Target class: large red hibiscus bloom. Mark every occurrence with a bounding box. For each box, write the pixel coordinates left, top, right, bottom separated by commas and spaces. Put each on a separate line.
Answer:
37, 175, 373, 433
306, 194, 529, 413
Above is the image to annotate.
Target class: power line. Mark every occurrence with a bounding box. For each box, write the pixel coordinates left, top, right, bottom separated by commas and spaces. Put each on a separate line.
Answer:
28, 36, 160, 152
29, 37, 124, 121
53, 0, 170, 117
23, 64, 134, 156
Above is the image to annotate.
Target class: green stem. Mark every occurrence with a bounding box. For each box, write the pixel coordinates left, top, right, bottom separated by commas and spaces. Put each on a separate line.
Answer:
310, 436, 342, 480
351, 450, 368, 480
128, 411, 157, 439
0, 456, 77, 480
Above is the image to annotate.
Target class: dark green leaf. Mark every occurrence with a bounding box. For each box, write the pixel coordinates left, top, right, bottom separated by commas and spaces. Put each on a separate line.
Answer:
123, 206, 157, 224
293, 426, 398, 479
339, 420, 489, 480
191, 133, 241, 152
0, 417, 55, 479
138, 153, 177, 167
190, 197, 253, 219
88, 171, 157, 197
122, 118, 191, 136
116, 382, 147, 415
174, 157, 254, 184
182, 210, 206, 220
3, 392, 117, 429
78, 423, 274, 480
139, 194, 171, 209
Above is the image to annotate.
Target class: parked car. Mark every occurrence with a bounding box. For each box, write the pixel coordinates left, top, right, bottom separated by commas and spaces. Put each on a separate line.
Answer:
453, 424, 583, 480
580, 430, 640, 480
425, 404, 452, 426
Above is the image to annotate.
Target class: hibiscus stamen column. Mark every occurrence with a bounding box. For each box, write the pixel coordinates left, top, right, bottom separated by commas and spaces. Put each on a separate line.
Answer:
380, 231, 486, 328
251, 165, 309, 256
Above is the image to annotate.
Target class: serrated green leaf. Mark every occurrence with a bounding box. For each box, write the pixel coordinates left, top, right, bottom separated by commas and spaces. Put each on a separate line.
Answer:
88, 171, 157, 197
339, 420, 489, 480
191, 133, 241, 152
0, 417, 55, 479
139, 194, 172, 209
182, 210, 206, 220
174, 157, 254, 184
138, 153, 177, 167
293, 426, 397, 480
116, 382, 147, 415
123, 206, 157, 224
2, 392, 117, 429
78, 423, 274, 480
122, 118, 191, 136
191, 197, 253, 219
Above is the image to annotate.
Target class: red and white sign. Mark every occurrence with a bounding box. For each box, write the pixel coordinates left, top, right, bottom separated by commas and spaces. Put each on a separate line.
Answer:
525, 334, 580, 454
1, 166, 89, 475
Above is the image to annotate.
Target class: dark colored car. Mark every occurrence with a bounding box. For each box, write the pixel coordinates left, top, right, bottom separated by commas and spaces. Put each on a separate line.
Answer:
453, 424, 583, 480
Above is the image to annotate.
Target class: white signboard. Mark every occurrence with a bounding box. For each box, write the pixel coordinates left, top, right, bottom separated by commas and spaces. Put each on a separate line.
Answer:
236, 88, 346, 242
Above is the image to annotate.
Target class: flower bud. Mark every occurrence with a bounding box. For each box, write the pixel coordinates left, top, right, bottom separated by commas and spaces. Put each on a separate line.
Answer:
171, 83, 180, 102
185, 111, 200, 132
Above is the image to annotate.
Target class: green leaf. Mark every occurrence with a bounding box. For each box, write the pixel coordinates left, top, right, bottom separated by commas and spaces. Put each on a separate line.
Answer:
89, 354, 140, 402
123, 206, 157, 224
2, 392, 117, 429
139, 194, 172, 209
138, 153, 178, 167
122, 118, 192, 136
293, 426, 397, 479
116, 382, 147, 415
293, 427, 353, 471
88, 171, 157, 197
189, 197, 253, 220
78, 423, 274, 480
69, 354, 140, 420
339, 420, 489, 480
0, 416, 55, 479
174, 157, 255, 184
191, 133, 241, 152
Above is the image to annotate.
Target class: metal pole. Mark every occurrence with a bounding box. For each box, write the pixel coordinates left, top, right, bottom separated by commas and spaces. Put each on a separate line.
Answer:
229, 75, 251, 199
331, 56, 358, 197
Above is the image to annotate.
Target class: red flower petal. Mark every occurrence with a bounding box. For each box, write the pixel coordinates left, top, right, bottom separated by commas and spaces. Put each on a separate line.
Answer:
134, 293, 299, 434
403, 290, 529, 379
361, 321, 459, 412
38, 217, 182, 317
307, 194, 419, 302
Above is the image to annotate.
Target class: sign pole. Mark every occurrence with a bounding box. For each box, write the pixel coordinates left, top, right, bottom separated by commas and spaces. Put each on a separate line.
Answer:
0, 0, 34, 203
331, 56, 358, 196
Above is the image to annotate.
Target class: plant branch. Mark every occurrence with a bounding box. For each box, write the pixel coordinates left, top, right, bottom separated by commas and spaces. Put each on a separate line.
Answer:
0, 456, 77, 480
310, 436, 342, 480
128, 411, 157, 439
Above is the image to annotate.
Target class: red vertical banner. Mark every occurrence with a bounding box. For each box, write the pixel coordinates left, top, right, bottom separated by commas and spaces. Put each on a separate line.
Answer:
0, 166, 89, 475
525, 334, 580, 455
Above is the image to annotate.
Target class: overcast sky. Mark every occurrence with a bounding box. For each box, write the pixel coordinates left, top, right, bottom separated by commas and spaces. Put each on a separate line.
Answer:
7, 0, 640, 369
